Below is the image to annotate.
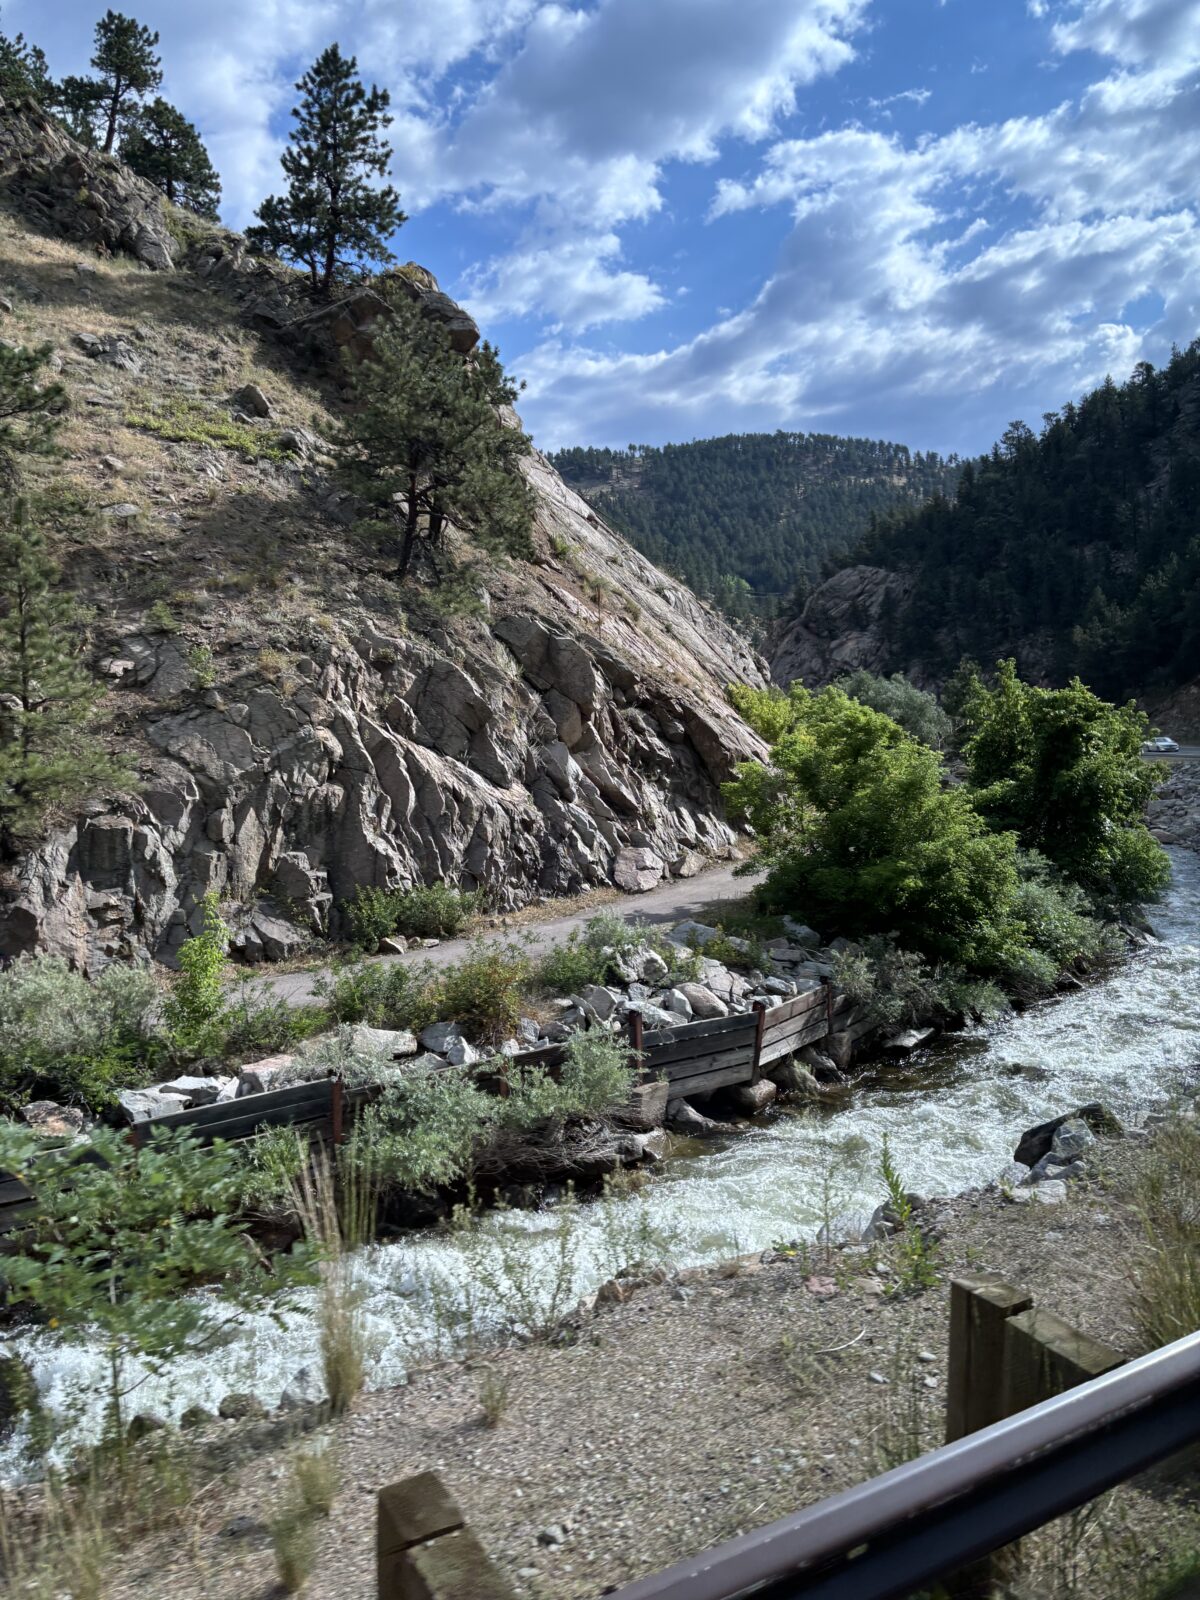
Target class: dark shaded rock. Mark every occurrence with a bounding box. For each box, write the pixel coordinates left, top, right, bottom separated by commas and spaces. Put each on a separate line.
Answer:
1014, 1103, 1124, 1167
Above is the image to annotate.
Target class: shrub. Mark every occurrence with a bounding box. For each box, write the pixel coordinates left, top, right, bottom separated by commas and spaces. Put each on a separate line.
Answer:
835, 669, 952, 749
0, 954, 161, 1111
392, 884, 480, 938
220, 983, 329, 1059
344, 885, 399, 950
832, 938, 1007, 1028
317, 958, 442, 1033
237, 1126, 308, 1215
535, 929, 609, 993
0, 1124, 313, 1437
962, 659, 1168, 908
437, 941, 531, 1044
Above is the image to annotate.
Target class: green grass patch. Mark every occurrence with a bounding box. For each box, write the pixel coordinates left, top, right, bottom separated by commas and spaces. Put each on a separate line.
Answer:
125, 396, 288, 461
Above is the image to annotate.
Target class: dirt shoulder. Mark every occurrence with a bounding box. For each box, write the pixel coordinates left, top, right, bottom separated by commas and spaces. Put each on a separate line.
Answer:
256, 860, 755, 1006
96, 1126, 1198, 1600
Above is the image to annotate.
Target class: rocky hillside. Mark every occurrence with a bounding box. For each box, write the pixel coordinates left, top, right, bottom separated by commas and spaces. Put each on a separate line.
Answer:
0, 101, 765, 971
770, 565, 915, 690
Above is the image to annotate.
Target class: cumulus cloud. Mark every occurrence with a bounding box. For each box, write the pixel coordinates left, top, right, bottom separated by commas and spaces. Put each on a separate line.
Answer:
516, 0, 1200, 449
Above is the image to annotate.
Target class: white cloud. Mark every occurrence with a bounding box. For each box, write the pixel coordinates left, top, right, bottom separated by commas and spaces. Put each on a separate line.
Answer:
515, 0, 1200, 449
460, 230, 665, 330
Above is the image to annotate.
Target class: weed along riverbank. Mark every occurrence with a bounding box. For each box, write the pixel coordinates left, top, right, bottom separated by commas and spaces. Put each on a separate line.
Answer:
1, 847, 1196, 1472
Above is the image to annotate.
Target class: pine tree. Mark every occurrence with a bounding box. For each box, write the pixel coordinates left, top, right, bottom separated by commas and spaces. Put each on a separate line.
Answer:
87, 10, 161, 154
248, 43, 405, 296
122, 97, 221, 219
0, 13, 51, 101
0, 508, 132, 853
336, 288, 534, 583
53, 75, 109, 148
0, 341, 65, 490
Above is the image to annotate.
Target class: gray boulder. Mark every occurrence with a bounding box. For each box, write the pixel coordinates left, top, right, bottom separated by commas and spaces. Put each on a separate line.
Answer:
231, 382, 271, 417
348, 1024, 418, 1058
20, 1100, 85, 1138
419, 1021, 468, 1054
674, 981, 728, 1019
728, 1079, 777, 1116
236, 1054, 297, 1097
117, 1088, 190, 1123
1014, 1104, 1121, 1167
157, 1075, 230, 1106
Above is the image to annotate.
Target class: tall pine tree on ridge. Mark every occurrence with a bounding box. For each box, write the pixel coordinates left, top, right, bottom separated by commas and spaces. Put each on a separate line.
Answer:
248, 43, 405, 296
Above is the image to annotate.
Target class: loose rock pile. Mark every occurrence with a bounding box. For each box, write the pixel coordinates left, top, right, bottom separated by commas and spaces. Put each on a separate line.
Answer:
1147, 763, 1200, 851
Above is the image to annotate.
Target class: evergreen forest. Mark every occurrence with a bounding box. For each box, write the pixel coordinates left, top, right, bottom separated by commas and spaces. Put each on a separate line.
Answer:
853, 342, 1200, 698
550, 433, 959, 619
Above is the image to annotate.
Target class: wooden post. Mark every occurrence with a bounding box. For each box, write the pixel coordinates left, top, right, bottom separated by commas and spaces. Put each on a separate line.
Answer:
1000, 1307, 1124, 1418
946, 1274, 1034, 1442
628, 1010, 645, 1082
822, 976, 834, 1034
330, 1075, 345, 1147
944, 1275, 1035, 1600
751, 1000, 767, 1081
378, 1472, 518, 1600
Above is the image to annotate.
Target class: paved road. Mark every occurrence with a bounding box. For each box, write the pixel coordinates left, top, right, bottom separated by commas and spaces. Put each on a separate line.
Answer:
262, 860, 760, 1008
1146, 746, 1200, 761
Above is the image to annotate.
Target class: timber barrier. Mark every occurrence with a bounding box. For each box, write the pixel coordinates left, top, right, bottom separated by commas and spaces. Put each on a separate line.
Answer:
376, 1275, 1196, 1600
0, 976, 870, 1235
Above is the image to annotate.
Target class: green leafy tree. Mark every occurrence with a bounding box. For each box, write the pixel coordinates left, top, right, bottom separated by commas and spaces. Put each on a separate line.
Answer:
87, 9, 161, 153
961, 659, 1168, 907
0, 1123, 311, 1438
122, 97, 221, 218
0, 14, 51, 101
834, 668, 951, 748
248, 43, 404, 296
0, 510, 130, 855
163, 891, 229, 1054
725, 682, 1025, 969
336, 287, 535, 582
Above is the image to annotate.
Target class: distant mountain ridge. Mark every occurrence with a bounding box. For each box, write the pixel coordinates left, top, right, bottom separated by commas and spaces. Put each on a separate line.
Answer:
775, 344, 1200, 700
550, 432, 959, 619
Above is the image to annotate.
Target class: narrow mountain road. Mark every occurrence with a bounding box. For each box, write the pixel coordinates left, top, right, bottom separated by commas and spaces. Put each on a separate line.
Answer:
260, 860, 759, 1009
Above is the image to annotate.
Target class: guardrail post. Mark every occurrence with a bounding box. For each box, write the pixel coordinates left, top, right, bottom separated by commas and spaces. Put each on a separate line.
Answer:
1000, 1308, 1125, 1417
627, 1010, 645, 1082
946, 1274, 1034, 1442
750, 1000, 767, 1080
377, 1472, 517, 1600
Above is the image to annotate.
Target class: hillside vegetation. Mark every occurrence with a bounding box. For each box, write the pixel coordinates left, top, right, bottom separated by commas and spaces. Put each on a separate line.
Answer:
551, 433, 958, 620
852, 344, 1200, 697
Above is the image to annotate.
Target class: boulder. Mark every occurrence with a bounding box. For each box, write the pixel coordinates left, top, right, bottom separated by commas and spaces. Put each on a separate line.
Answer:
349, 1025, 419, 1058
671, 920, 721, 947
579, 983, 620, 1021
766, 1060, 823, 1099
231, 382, 271, 417
218, 1392, 266, 1420
884, 1026, 936, 1054
728, 1078, 777, 1116
666, 1098, 736, 1137
1014, 1104, 1122, 1167
20, 1100, 85, 1138
660, 987, 694, 1019
674, 981, 728, 1019
445, 1037, 480, 1066
419, 1021, 468, 1054
614, 846, 664, 893
179, 1405, 216, 1430
127, 1412, 168, 1442
613, 1078, 670, 1130
117, 1088, 190, 1123
1051, 1117, 1095, 1162
277, 1366, 324, 1413
620, 999, 678, 1031
236, 1054, 297, 1097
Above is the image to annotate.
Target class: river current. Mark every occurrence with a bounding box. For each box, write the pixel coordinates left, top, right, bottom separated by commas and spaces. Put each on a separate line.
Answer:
4, 849, 1198, 1473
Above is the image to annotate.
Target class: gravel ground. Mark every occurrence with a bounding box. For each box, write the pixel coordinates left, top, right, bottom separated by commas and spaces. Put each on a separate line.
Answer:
84, 1127, 1200, 1600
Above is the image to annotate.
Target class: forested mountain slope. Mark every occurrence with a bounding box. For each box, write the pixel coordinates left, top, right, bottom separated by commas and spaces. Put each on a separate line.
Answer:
820, 347, 1200, 698
550, 434, 958, 618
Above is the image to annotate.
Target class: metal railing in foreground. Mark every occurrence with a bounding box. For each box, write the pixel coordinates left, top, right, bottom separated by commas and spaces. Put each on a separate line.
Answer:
607, 1327, 1200, 1600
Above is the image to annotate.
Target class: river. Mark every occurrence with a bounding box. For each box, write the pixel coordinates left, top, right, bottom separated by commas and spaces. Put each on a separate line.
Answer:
4, 849, 1198, 1473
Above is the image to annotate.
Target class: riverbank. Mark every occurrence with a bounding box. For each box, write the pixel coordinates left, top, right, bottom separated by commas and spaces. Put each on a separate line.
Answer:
1148, 760, 1200, 852
65, 1116, 1200, 1600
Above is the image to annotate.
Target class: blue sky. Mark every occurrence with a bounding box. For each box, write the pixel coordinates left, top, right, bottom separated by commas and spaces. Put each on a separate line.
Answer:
17, 0, 1200, 455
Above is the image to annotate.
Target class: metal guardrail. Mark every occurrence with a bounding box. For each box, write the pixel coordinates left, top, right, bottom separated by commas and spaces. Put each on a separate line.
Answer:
606, 1328, 1200, 1600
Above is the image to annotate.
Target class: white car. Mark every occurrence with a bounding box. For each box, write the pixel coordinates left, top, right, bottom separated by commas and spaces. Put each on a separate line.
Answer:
1142, 735, 1180, 754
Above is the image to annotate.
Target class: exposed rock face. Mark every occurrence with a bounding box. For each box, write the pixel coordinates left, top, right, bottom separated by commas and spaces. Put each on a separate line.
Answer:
0, 104, 768, 970
0, 97, 175, 269
770, 566, 912, 689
